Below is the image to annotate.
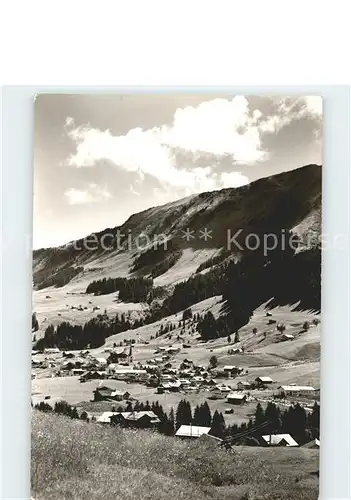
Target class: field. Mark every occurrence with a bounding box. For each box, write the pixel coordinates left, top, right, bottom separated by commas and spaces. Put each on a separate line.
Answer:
32, 411, 319, 500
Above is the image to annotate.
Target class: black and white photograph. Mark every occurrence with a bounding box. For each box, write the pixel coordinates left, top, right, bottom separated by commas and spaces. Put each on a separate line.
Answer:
31, 93, 322, 500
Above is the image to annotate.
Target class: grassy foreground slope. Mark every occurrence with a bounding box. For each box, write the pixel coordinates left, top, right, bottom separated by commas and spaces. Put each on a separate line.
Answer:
32, 412, 318, 500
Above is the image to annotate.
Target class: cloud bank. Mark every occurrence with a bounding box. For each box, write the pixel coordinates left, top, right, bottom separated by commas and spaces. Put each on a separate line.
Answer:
63, 95, 322, 200
64, 183, 111, 205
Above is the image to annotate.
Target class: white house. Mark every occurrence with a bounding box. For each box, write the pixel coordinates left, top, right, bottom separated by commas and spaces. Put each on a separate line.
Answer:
279, 385, 316, 397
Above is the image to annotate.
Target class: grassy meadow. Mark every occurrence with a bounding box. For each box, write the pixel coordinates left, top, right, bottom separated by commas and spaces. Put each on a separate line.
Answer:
32, 411, 319, 500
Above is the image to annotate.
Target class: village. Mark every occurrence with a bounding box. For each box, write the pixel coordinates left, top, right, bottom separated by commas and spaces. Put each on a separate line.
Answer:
32, 322, 320, 449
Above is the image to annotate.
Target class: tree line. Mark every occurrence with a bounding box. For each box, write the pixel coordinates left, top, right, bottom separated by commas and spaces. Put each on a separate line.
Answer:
36, 265, 84, 290
228, 401, 320, 446
86, 276, 153, 302
34, 397, 319, 445
35, 311, 138, 351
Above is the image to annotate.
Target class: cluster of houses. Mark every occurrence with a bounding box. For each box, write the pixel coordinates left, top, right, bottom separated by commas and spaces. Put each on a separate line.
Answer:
32, 346, 318, 412
96, 410, 160, 428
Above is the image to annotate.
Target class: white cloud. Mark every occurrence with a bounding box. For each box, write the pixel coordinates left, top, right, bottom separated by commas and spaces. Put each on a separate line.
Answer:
304, 96, 323, 117
63, 95, 322, 195
64, 188, 93, 205
157, 96, 265, 162
63, 97, 263, 193
65, 116, 75, 127
259, 96, 323, 134
64, 183, 111, 205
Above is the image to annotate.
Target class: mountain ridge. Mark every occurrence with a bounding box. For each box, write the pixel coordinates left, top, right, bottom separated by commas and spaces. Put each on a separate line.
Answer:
33, 164, 321, 291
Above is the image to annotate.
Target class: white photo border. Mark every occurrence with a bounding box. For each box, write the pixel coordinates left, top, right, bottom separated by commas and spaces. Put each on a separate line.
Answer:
1, 86, 350, 500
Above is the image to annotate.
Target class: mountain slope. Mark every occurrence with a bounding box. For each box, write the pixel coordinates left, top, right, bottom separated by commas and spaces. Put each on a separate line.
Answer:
33, 164, 321, 290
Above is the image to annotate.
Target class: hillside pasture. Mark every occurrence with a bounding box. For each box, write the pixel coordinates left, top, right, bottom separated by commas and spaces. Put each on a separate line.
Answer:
32, 411, 319, 500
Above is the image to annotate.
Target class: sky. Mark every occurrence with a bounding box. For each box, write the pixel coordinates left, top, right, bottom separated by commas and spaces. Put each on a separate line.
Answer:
34, 94, 322, 249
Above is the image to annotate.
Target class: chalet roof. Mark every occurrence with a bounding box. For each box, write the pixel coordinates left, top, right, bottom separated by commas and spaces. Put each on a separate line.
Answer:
161, 381, 181, 389
216, 384, 232, 392
108, 366, 148, 374
227, 392, 246, 400
237, 381, 251, 386
119, 411, 159, 421
279, 385, 316, 392
223, 365, 237, 370
95, 385, 113, 392
175, 425, 211, 438
262, 434, 298, 447
256, 376, 273, 383
97, 411, 159, 424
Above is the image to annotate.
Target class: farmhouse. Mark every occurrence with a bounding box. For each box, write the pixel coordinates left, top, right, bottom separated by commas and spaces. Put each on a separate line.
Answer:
216, 384, 232, 393
223, 365, 240, 377
237, 381, 252, 391
93, 386, 116, 401
279, 385, 316, 397
255, 376, 273, 387
107, 365, 148, 381
227, 392, 247, 405
80, 370, 106, 381
107, 350, 129, 363
110, 411, 160, 429
44, 348, 60, 354
110, 390, 131, 401
261, 434, 298, 447
175, 425, 212, 439
159, 380, 181, 392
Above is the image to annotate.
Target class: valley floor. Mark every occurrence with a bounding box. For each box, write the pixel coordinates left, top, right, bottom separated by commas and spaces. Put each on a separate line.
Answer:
32, 297, 320, 428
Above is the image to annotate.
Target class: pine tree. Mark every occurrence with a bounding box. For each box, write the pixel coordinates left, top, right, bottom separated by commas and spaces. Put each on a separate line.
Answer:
175, 399, 192, 428
209, 355, 218, 368
254, 403, 266, 428
234, 331, 240, 343
32, 312, 39, 332
199, 402, 212, 426
264, 402, 282, 434
168, 407, 175, 435
210, 410, 226, 438
193, 405, 201, 425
